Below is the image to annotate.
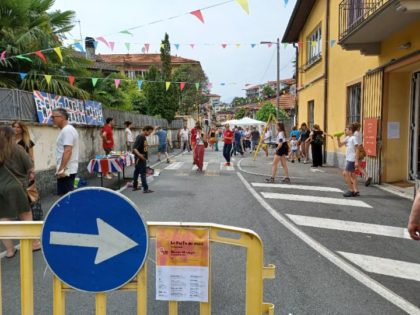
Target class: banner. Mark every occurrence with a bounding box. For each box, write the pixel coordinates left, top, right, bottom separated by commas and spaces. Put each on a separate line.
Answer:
33, 90, 103, 126
85, 100, 104, 126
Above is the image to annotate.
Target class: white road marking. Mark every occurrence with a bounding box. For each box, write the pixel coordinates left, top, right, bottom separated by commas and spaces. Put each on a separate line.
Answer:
286, 214, 410, 239
252, 183, 343, 193
261, 192, 372, 208
338, 252, 420, 282
310, 168, 325, 173
220, 162, 234, 171
237, 172, 420, 314
192, 162, 208, 171
165, 162, 184, 170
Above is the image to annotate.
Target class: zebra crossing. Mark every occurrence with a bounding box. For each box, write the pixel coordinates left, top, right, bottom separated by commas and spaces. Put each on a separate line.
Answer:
162, 161, 235, 175
251, 180, 420, 286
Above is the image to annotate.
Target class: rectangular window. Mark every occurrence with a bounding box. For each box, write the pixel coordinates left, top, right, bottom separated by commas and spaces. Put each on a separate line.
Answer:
308, 100, 315, 129
347, 83, 362, 124
306, 25, 322, 66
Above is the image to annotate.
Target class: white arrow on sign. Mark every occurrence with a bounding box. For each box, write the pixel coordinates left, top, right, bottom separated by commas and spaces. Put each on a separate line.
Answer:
50, 218, 139, 264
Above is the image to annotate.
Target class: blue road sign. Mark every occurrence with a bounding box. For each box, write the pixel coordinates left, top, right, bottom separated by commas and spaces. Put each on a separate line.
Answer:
41, 187, 148, 292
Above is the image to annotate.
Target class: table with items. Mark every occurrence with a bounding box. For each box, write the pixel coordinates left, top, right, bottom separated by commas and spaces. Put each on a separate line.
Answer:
87, 153, 136, 188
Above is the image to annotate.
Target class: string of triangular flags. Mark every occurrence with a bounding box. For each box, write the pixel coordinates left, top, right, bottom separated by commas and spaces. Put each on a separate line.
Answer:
0, 38, 341, 63
0, 70, 242, 91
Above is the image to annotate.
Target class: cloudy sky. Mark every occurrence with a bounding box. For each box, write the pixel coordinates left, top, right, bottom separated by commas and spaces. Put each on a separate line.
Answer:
52, 0, 297, 102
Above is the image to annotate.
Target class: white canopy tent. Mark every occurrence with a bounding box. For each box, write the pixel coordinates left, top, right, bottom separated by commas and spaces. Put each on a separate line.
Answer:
234, 117, 266, 126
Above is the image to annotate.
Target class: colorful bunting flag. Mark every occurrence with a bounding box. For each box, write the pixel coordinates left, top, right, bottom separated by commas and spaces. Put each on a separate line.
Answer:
174, 44, 180, 50
284, 0, 289, 6
190, 10, 205, 24
190, 44, 195, 49
53, 47, 63, 62
195, 83, 200, 90
19, 72, 28, 80
267, 43, 272, 48
16, 55, 32, 62
236, 43, 241, 48
283, 43, 288, 49
144, 43, 150, 53
330, 39, 337, 47
251, 44, 256, 48
120, 30, 134, 36
73, 42, 84, 52
235, 0, 250, 14
207, 82, 213, 89
221, 83, 226, 86
222, 44, 227, 49
68, 76, 75, 86
109, 41, 115, 51
96, 36, 110, 48
35, 51, 47, 63
44, 75, 52, 85
93, 41, 98, 49
0, 51, 6, 60
180, 82, 186, 91
137, 80, 143, 90
125, 42, 131, 51
92, 78, 99, 87
165, 82, 171, 91
114, 79, 121, 89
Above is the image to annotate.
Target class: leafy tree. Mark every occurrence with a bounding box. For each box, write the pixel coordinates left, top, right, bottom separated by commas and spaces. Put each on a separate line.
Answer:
261, 84, 275, 99
231, 97, 248, 107
256, 101, 289, 122
142, 65, 165, 116
172, 64, 209, 115
235, 107, 246, 119
0, 0, 91, 99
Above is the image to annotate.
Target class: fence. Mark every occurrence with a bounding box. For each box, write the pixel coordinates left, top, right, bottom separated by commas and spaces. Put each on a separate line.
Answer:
0, 88, 183, 129
0, 221, 275, 315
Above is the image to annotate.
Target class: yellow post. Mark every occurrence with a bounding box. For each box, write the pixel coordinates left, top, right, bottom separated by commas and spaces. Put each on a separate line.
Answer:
95, 293, 107, 315
137, 262, 147, 315
168, 301, 178, 315
199, 244, 211, 315
53, 276, 65, 315
253, 114, 277, 161
20, 239, 34, 315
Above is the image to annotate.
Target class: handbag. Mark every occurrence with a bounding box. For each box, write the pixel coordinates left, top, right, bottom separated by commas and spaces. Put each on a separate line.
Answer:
4, 166, 43, 220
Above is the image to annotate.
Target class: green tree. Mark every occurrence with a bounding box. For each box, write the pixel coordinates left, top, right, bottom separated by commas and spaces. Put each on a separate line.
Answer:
231, 97, 248, 107
235, 107, 246, 119
256, 101, 289, 122
0, 0, 91, 99
159, 33, 177, 122
261, 85, 275, 99
142, 65, 165, 116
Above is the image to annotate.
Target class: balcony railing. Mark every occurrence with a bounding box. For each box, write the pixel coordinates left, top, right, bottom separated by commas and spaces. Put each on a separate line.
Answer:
339, 0, 391, 41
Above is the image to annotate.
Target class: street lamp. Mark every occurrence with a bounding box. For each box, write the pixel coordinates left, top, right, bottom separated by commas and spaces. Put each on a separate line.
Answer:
260, 38, 280, 120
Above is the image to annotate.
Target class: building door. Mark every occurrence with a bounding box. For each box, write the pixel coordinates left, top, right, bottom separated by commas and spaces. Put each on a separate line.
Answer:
409, 72, 420, 180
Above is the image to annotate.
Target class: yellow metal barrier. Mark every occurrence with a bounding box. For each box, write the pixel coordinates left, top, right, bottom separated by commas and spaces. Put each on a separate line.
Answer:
0, 221, 275, 315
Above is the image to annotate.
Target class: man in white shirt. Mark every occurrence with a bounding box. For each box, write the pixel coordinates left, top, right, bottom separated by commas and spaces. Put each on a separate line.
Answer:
52, 108, 79, 196
179, 125, 191, 153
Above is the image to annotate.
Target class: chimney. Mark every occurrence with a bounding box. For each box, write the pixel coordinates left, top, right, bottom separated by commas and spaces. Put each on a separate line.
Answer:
85, 37, 96, 60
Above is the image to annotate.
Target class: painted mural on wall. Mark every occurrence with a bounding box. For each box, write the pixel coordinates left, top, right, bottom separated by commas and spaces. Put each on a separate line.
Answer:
33, 90, 103, 126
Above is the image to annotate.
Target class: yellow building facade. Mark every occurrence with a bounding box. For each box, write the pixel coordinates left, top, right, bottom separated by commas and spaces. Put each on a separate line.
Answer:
283, 0, 420, 184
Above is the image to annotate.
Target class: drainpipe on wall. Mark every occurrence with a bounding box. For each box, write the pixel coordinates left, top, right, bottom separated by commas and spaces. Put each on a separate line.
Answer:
293, 43, 299, 123
323, 0, 331, 164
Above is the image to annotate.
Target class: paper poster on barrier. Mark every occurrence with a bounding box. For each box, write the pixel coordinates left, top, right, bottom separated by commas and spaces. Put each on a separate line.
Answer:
33, 90, 86, 125
85, 100, 104, 126
156, 228, 209, 302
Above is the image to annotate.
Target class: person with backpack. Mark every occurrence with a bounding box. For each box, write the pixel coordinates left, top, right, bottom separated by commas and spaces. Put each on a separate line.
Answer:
306, 124, 332, 167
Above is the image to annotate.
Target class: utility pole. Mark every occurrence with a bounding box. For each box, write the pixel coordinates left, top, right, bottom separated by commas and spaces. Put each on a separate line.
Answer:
276, 37, 280, 120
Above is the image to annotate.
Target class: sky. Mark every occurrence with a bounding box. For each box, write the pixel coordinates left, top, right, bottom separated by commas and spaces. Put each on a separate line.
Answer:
52, 0, 297, 103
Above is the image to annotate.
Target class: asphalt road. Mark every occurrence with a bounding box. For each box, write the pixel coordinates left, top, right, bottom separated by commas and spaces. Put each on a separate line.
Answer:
1, 146, 420, 314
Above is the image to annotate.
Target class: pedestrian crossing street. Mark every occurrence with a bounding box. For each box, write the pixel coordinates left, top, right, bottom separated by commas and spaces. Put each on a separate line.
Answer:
251, 181, 419, 285
162, 160, 235, 175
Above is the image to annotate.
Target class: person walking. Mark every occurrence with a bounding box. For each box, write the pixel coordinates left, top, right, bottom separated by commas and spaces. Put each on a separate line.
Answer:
190, 122, 200, 151
231, 127, 244, 156
250, 126, 260, 151
193, 125, 207, 172
124, 121, 134, 152
353, 122, 372, 186
266, 122, 290, 183
336, 124, 360, 197
132, 125, 154, 193
0, 126, 41, 258
262, 125, 273, 158
180, 125, 191, 153
299, 123, 311, 164
12, 121, 35, 162
155, 126, 170, 163
208, 126, 217, 151
306, 124, 331, 167
223, 124, 234, 166
288, 126, 301, 160
52, 108, 79, 196
102, 117, 115, 179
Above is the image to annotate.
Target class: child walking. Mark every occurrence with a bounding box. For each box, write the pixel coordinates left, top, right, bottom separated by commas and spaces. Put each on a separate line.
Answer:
337, 124, 359, 197
289, 135, 300, 163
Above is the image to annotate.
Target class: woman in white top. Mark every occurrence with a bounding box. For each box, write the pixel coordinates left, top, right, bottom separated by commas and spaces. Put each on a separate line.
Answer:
266, 122, 290, 183
124, 121, 134, 152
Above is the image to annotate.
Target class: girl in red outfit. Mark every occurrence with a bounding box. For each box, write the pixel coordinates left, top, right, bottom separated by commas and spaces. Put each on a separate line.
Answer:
193, 125, 207, 172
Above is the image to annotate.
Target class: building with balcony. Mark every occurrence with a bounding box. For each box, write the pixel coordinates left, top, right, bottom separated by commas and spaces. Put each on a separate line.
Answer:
283, 0, 420, 185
